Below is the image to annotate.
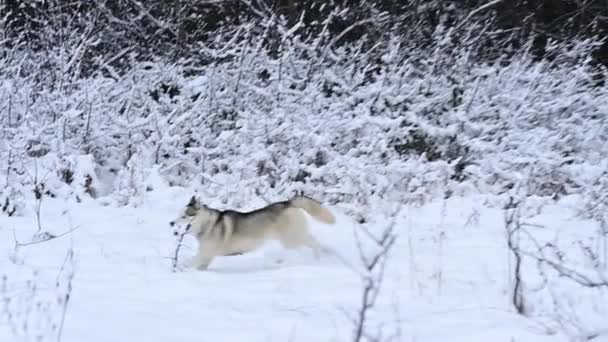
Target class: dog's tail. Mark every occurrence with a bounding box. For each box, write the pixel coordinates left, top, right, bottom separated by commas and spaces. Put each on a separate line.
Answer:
290, 196, 336, 224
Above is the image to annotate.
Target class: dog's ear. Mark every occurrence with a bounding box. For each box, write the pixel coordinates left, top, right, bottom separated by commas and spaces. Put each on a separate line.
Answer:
291, 189, 304, 199
187, 195, 199, 209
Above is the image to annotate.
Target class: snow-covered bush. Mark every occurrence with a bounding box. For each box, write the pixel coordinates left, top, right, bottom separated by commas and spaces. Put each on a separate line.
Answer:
1, 14, 606, 212
0, 2, 606, 341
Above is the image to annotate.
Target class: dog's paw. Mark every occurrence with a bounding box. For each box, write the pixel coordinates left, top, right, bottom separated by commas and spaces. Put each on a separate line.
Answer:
172, 264, 188, 272
195, 263, 210, 271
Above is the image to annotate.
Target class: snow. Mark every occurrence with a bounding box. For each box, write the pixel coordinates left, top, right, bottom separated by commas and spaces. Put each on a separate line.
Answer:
1, 5, 607, 341
2, 184, 604, 341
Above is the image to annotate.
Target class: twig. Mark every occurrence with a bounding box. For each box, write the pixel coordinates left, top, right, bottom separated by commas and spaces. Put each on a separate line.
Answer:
454, 0, 504, 32
56, 248, 75, 342
15, 226, 80, 247
504, 196, 525, 314
352, 206, 400, 342
521, 247, 608, 288
172, 229, 187, 272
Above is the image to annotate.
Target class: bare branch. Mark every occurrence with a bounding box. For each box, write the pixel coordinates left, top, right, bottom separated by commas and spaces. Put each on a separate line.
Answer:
171, 229, 187, 272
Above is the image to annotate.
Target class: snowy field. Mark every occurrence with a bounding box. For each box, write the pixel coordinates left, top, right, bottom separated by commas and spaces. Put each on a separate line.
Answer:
1, 2, 606, 341
1, 182, 605, 342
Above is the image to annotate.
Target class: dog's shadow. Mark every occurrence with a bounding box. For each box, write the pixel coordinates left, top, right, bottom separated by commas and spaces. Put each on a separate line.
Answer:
201, 246, 346, 274
176, 244, 349, 274
205, 264, 284, 274
204, 255, 310, 274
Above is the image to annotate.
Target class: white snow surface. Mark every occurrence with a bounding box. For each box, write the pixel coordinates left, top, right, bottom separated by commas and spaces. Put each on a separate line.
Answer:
2, 184, 605, 342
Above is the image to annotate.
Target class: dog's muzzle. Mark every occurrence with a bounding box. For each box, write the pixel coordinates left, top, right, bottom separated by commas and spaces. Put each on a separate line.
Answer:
172, 223, 191, 236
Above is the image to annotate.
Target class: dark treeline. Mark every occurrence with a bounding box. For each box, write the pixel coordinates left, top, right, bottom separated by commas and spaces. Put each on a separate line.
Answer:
2, 0, 607, 73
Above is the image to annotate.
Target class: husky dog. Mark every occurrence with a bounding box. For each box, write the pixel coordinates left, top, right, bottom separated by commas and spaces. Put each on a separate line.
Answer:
170, 195, 336, 270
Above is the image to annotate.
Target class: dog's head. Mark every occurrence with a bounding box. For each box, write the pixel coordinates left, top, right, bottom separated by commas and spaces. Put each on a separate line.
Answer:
170, 195, 218, 237
170, 195, 202, 235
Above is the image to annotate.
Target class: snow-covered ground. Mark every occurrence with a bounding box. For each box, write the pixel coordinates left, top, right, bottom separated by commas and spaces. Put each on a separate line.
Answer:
1, 3, 606, 341
2, 183, 605, 342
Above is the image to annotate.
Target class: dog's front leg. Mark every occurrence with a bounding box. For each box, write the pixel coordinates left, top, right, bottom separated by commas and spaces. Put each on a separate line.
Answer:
190, 243, 219, 270
190, 224, 222, 270
195, 254, 215, 270
186, 253, 215, 270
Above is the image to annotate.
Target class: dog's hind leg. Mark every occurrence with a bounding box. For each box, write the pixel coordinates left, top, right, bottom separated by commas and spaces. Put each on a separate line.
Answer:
278, 209, 324, 260
278, 232, 323, 260
305, 235, 323, 260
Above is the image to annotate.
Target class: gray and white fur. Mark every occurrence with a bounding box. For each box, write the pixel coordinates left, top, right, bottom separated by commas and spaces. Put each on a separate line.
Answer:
170, 195, 336, 270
